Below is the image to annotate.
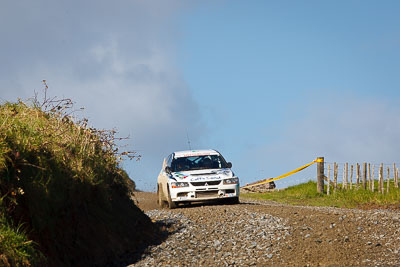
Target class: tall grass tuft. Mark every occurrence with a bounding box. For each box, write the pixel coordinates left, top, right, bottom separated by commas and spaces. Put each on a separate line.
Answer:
0, 86, 153, 266
0, 211, 41, 266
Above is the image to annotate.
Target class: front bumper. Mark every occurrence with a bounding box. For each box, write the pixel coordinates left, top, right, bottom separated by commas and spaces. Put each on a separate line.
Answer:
169, 180, 240, 202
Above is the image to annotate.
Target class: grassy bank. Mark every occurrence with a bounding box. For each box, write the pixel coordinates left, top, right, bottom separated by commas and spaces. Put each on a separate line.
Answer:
0, 95, 158, 266
0, 212, 40, 266
241, 181, 400, 209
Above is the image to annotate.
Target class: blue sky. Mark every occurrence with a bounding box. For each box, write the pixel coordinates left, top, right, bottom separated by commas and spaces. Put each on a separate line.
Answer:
177, 1, 400, 188
1, 1, 400, 190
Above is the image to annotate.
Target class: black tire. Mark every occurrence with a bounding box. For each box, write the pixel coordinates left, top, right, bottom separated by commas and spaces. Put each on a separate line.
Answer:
157, 185, 167, 208
225, 197, 240, 205
167, 188, 177, 209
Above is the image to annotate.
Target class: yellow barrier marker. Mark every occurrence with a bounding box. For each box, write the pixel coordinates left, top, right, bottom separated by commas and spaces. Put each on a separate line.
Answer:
241, 158, 323, 189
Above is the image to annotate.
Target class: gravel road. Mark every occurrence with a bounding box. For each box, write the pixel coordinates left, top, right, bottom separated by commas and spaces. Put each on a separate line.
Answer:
130, 192, 400, 266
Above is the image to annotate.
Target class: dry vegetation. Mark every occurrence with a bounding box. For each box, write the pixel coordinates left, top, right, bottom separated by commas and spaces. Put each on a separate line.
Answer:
0, 84, 158, 266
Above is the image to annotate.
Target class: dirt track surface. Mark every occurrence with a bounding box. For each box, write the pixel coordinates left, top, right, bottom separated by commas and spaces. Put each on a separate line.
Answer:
131, 192, 400, 266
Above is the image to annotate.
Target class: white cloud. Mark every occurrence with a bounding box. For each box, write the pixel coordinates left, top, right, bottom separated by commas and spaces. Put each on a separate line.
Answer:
240, 92, 400, 187
0, 0, 204, 190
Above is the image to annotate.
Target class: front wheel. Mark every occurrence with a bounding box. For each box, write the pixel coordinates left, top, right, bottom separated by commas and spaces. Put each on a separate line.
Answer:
224, 197, 239, 205
157, 185, 167, 208
167, 188, 177, 209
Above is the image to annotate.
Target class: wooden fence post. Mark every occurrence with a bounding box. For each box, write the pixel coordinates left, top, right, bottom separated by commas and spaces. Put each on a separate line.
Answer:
379, 163, 383, 194
368, 163, 371, 191
387, 167, 390, 193
394, 163, 398, 188
342, 167, 345, 189
317, 157, 324, 193
362, 162, 367, 190
334, 162, 338, 193
350, 165, 353, 190
327, 164, 331, 195
356, 163, 360, 188
372, 165, 375, 192
397, 168, 399, 189
345, 163, 348, 189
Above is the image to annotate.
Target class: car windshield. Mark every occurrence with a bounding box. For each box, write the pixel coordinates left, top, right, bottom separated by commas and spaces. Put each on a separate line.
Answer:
171, 155, 229, 172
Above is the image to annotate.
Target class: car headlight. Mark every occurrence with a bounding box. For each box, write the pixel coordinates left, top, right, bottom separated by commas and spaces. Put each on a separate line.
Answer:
171, 182, 189, 188
223, 177, 239, 184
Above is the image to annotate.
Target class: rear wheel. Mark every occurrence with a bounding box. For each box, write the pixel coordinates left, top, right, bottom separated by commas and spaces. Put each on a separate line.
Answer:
167, 188, 177, 209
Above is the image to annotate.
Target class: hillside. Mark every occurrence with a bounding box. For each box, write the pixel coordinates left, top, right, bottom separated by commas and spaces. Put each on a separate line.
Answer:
0, 97, 160, 266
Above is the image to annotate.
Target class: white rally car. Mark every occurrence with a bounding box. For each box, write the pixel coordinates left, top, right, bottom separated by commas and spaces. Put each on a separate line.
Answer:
157, 149, 240, 209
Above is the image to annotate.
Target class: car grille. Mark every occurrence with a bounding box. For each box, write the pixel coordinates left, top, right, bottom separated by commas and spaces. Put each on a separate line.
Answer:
196, 190, 219, 198
191, 181, 221, 186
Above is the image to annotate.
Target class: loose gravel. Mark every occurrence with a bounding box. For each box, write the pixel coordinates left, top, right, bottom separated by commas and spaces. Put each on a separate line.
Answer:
130, 193, 400, 266
134, 206, 291, 266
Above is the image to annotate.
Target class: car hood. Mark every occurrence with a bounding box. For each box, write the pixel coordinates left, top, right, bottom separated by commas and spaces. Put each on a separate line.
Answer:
170, 168, 234, 182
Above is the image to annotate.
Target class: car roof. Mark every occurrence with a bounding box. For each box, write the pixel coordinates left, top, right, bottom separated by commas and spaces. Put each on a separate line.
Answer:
173, 149, 220, 158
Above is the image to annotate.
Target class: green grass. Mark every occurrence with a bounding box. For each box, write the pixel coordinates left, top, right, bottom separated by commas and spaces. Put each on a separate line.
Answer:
0, 212, 40, 266
0, 97, 149, 266
241, 180, 400, 209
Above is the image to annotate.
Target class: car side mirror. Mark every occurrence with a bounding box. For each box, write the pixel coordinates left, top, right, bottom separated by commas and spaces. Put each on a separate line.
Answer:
165, 166, 172, 174
226, 162, 232, 168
